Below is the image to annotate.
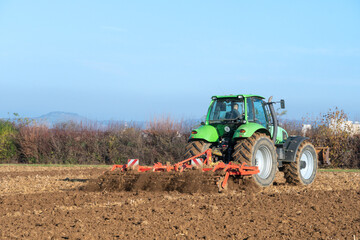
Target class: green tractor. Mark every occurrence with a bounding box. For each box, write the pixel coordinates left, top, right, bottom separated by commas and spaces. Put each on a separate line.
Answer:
184, 94, 317, 187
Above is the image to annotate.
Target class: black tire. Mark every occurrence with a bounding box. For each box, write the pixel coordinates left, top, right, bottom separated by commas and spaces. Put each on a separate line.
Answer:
184, 140, 211, 159
233, 133, 277, 187
283, 141, 317, 185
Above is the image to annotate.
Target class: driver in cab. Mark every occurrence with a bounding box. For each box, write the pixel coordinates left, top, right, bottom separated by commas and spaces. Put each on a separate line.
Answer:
229, 103, 241, 119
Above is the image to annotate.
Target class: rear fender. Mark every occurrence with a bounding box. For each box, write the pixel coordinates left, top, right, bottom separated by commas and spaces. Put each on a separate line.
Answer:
189, 125, 219, 143
233, 122, 270, 139
281, 136, 309, 162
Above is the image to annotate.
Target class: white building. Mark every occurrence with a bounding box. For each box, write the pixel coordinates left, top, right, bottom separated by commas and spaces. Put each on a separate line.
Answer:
301, 120, 360, 136
353, 121, 360, 134
301, 124, 312, 137
329, 119, 360, 135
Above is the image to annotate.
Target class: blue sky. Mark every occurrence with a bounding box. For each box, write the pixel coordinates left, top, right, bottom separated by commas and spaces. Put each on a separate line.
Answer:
1, 1, 359, 121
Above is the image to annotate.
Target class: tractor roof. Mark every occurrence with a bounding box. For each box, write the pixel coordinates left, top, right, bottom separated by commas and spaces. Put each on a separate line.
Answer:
211, 94, 265, 99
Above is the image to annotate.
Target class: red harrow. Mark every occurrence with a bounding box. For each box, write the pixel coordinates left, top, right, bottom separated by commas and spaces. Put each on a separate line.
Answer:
110, 149, 260, 190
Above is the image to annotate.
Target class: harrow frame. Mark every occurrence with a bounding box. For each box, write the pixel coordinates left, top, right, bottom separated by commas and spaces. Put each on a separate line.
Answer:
110, 149, 259, 190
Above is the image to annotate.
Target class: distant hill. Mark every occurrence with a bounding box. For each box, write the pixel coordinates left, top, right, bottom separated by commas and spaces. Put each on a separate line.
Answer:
33, 111, 145, 129
34, 111, 91, 127
2, 111, 202, 129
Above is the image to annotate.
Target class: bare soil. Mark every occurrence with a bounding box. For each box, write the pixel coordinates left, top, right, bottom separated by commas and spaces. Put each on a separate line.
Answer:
0, 165, 359, 239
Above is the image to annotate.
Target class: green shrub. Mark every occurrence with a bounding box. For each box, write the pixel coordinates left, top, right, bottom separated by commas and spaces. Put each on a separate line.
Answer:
0, 120, 17, 162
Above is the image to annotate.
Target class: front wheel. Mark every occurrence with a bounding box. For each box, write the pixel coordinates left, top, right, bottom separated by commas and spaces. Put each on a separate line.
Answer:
233, 133, 277, 187
283, 141, 317, 185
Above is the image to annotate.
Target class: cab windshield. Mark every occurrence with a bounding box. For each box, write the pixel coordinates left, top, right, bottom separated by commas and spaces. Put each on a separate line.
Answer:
208, 99, 245, 122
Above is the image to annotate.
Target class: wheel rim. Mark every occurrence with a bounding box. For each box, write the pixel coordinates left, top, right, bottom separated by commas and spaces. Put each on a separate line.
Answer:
300, 150, 314, 180
255, 145, 272, 179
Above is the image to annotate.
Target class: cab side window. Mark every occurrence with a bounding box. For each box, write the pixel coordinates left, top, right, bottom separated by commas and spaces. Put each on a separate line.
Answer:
247, 98, 254, 121
253, 98, 267, 128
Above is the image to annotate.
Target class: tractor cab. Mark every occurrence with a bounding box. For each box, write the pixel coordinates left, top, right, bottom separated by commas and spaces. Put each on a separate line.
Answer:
206, 97, 246, 140
207, 95, 269, 124
205, 95, 272, 139
198, 95, 271, 162
207, 97, 245, 123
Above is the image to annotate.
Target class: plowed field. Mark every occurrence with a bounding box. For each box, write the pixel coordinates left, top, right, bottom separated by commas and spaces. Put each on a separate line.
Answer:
0, 165, 359, 239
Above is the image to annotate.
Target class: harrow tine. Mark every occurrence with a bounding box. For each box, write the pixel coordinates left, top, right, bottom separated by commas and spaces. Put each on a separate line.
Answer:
222, 172, 230, 189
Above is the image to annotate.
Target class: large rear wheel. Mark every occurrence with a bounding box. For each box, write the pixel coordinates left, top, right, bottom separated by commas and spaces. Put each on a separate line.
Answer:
233, 133, 277, 187
184, 140, 211, 159
283, 141, 317, 185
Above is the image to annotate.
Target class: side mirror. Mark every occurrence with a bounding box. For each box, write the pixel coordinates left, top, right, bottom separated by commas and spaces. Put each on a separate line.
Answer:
280, 99, 285, 109
201, 122, 205, 125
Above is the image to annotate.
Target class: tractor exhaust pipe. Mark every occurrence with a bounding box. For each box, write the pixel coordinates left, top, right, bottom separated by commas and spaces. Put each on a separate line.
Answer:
268, 96, 278, 144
